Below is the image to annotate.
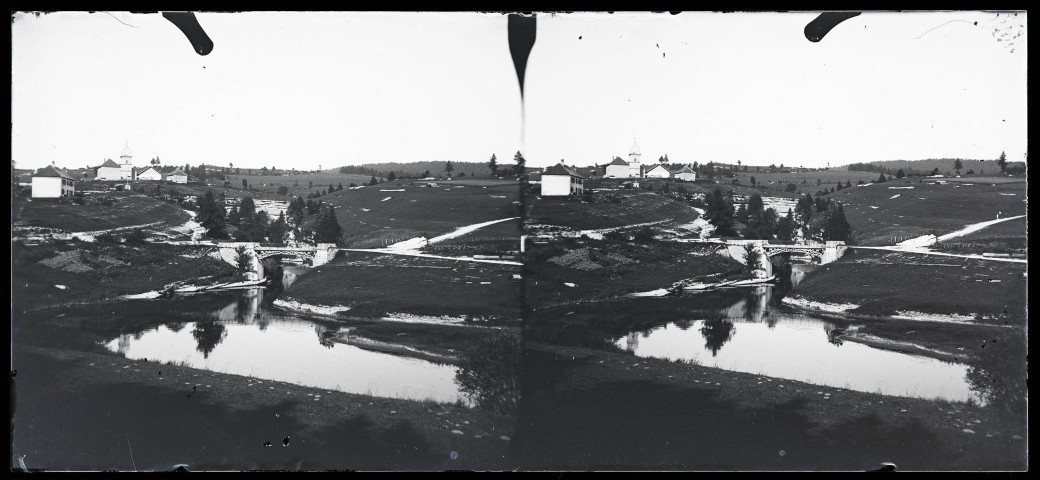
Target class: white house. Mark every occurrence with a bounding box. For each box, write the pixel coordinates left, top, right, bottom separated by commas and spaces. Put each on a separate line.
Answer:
604, 157, 630, 178
644, 163, 671, 178
670, 164, 697, 182
31, 164, 76, 198
162, 167, 188, 184
136, 166, 162, 181
541, 162, 585, 196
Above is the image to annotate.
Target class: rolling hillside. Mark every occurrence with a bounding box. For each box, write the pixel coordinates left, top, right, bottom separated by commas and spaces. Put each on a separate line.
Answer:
821, 178, 1026, 246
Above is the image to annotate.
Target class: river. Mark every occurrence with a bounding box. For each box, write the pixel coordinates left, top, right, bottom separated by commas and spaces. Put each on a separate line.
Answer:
97, 266, 470, 405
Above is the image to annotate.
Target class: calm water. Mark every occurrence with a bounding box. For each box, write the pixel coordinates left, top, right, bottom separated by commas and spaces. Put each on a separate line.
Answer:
611, 266, 984, 404
101, 268, 468, 405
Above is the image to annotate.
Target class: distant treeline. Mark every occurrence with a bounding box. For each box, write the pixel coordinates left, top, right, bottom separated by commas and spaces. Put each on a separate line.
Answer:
338, 161, 495, 179
846, 158, 1025, 176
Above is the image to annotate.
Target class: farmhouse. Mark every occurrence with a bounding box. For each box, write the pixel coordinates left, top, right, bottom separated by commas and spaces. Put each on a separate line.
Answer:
670, 164, 697, 181
541, 162, 586, 196
136, 166, 162, 181
161, 167, 188, 184
644, 163, 671, 178
31, 164, 76, 198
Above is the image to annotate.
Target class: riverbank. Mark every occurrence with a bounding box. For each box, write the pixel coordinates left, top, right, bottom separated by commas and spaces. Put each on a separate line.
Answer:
279, 252, 522, 320
12, 344, 515, 471
788, 249, 1026, 321
525, 237, 746, 308
12, 239, 240, 313
514, 342, 1027, 470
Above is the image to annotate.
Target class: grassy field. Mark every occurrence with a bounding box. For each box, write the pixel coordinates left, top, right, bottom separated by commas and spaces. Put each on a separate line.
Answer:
790, 249, 1027, 320
11, 240, 239, 313
818, 179, 1027, 246
725, 168, 882, 195
299, 179, 521, 248
932, 217, 1027, 254
281, 252, 522, 320
527, 179, 701, 230
224, 173, 378, 196
12, 192, 189, 232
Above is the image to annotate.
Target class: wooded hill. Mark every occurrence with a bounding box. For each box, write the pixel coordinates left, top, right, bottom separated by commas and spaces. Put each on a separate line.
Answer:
336, 161, 508, 179
845, 157, 1025, 176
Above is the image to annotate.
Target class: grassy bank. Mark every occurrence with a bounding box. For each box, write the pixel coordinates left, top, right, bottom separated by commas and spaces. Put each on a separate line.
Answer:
513, 342, 1026, 470
280, 252, 522, 320
524, 236, 746, 308
12, 192, 189, 232
11, 239, 239, 313
12, 344, 515, 471
788, 250, 1026, 321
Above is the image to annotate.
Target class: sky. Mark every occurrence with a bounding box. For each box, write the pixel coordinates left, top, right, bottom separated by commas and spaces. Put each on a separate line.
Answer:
11, 11, 1027, 171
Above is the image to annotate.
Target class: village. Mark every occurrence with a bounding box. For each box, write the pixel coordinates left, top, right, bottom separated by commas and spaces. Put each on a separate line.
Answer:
11, 10, 1027, 473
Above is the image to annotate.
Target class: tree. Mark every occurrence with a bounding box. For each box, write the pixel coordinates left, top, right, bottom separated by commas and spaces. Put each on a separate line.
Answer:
314, 204, 343, 244
745, 194, 765, 238
877, 173, 887, 183
785, 183, 798, 193
822, 202, 853, 242
931, 167, 940, 175
235, 246, 252, 273
776, 209, 796, 241
276, 185, 288, 195
705, 187, 736, 236
896, 168, 905, 179
445, 161, 455, 177
198, 190, 228, 239
368, 176, 378, 186
749, 176, 756, 186
954, 159, 963, 175
487, 154, 498, 176
422, 170, 431, 178
743, 243, 763, 276
387, 171, 397, 182
513, 151, 526, 176
845, 180, 852, 188
337, 183, 343, 191
242, 179, 248, 189
997, 151, 1007, 172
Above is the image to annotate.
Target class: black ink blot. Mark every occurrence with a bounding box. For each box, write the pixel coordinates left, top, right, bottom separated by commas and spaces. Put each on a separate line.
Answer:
805, 12, 862, 42
507, 14, 537, 100
162, 12, 213, 56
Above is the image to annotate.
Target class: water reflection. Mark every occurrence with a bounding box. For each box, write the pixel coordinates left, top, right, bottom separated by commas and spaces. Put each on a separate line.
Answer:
99, 271, 468, 404
699, 315, 735, 357
104, 318, 466, 404
607, 266, 983, 404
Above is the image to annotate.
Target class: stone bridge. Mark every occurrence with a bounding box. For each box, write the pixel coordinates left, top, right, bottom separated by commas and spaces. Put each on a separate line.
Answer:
216, 242, 339, 279
724, 239, 847, 268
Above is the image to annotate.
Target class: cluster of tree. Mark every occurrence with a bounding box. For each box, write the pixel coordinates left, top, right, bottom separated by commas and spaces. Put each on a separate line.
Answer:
227, 196, 288, 242
705, 188, 854, 243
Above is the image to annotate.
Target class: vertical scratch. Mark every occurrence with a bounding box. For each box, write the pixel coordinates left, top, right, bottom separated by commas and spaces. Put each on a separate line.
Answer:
125, 433, 137, 472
